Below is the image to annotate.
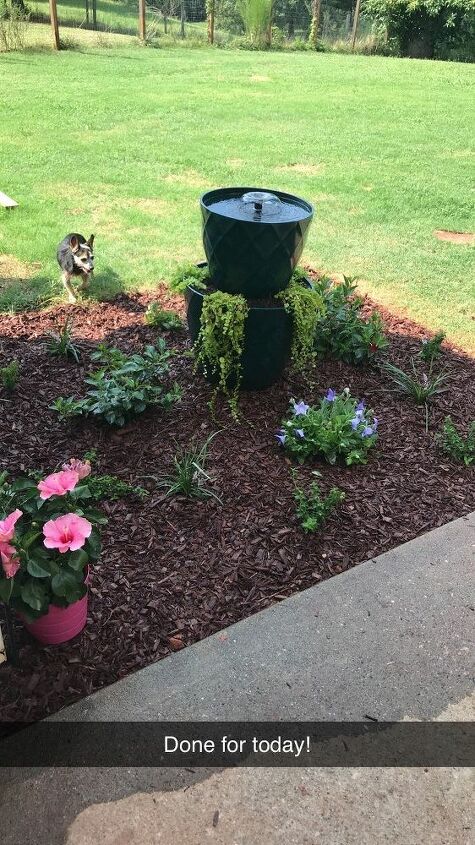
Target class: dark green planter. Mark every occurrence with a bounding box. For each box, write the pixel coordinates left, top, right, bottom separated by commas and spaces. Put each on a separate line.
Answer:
186, 285, 293, 391
201, 187, 313, 299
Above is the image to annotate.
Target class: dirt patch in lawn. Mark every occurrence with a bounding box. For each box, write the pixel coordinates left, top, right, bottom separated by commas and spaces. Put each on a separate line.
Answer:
0, 287, 474, 721
275, 163, 324, 176
433, 230, 475, 245
0, 255, 41, 289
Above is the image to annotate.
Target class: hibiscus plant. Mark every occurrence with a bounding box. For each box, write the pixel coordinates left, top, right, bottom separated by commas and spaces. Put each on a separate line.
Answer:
0, 459, 106, 621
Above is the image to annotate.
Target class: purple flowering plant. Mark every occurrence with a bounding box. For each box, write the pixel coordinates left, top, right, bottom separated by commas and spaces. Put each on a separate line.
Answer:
276, 390, 379, 466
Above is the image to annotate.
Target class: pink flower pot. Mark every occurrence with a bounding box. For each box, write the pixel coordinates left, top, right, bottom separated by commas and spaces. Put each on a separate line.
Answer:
22, 592, 88, 645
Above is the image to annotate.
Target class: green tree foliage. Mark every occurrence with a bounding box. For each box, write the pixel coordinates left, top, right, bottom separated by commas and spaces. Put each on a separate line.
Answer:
364, 0, 475, 58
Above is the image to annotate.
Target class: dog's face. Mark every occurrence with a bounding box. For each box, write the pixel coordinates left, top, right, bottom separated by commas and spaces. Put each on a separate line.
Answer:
70, 234, 95, 275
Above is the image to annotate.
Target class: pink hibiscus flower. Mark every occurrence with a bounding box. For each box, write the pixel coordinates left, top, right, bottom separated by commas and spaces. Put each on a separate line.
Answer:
62, 458, 91, 480
37, 470, 79, 500
43, 513, 92, 554
0, 541, 20, 579
0, 509, 23, 543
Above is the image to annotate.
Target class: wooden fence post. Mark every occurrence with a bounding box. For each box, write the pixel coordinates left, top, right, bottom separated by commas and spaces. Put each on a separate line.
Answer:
351, 0, 361, 51
207, 0, 215, 45
139, 0, 146, 40
49, 0, 60, 49
180, 0, 185, 38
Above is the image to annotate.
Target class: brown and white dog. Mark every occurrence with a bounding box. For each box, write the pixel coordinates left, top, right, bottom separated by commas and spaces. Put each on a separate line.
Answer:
57, 233, 95, 303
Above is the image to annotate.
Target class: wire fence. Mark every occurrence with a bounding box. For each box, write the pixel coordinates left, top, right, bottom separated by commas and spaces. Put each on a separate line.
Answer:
28, 0, 379, 49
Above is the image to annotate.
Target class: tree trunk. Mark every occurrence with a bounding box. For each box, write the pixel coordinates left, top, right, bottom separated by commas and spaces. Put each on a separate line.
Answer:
309, 0, 321, 48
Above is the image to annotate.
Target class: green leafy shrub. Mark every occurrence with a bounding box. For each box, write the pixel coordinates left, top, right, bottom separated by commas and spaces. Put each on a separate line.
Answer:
277, 275, 325, 372
0, 359, 20, 391
313, 276, 388, 365
420, 331, 446, 363
195, 290, 249, 418
292, 472, 345, 532
169, 263, 208, 295
437, 416, 475, 466
145, 303, 182, 331
364, 0, 475, 60
277, 389, 379, 466
149, 432, 222, 502
52, 340, 180, 427
47, 316, 81, 363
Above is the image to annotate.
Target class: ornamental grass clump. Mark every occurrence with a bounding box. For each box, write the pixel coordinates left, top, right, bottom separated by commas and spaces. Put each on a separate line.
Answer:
277, 388, 379, 466
0, 460, 106, 620
47, 316, 81, 363
382, 358, 447, 432
150, 432, 222, 502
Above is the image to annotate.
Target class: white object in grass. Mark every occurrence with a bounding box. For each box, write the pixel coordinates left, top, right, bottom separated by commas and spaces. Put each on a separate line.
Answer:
0, 191, 18, 209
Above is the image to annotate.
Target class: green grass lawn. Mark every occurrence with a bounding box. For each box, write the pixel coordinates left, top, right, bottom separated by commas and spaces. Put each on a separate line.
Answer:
0, 40, 474, 349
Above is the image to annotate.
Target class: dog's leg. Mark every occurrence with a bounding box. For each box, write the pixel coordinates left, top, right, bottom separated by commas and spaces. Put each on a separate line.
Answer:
79, 272, 91, 292
62, 271, 77, 304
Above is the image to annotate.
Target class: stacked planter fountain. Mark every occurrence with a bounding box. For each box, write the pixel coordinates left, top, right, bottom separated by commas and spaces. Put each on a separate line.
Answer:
186, 187, 314, 390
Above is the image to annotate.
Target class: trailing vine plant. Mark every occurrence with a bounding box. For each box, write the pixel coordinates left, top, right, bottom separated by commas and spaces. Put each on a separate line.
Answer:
277, 272, 325, 372
195, 290, 249, 419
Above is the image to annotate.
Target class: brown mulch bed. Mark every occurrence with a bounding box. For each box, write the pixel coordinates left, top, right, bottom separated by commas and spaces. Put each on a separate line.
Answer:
0, 287, 474, 721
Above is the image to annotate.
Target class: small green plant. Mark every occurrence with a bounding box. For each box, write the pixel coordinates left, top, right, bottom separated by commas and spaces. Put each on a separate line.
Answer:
277, 389, 379, 466
145, 303, 182, 331
150, 432, 222, 502
169, 263, 208, 295
437, 416, 475, 467
47, 316, 81, 363
52, 340, 180, 427
195, 290, 249, 418
87, 474, 148, 501
0, 359, 20, 391
420, 331, 446, 363
383, 359, 447, 432
277, 275, 325, 371
292, 471, 345, 532
312, 276, 388, 364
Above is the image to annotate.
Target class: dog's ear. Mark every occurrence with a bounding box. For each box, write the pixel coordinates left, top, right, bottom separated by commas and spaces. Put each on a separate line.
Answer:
70, 235, 79, 253
87, 234, 95, 249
